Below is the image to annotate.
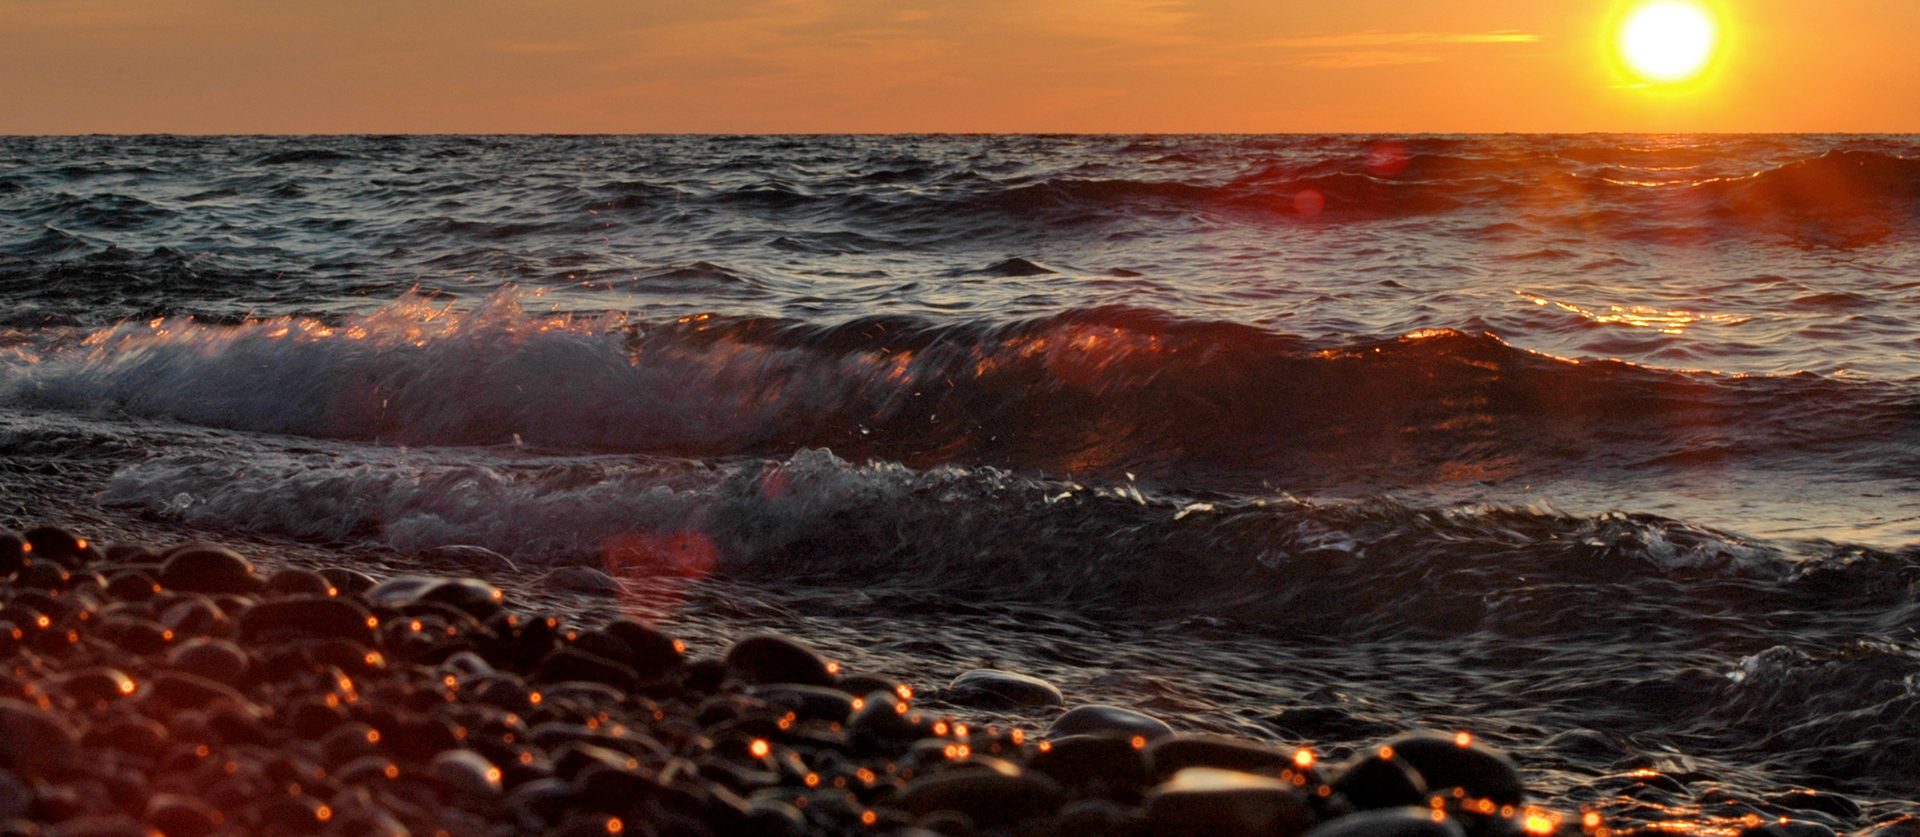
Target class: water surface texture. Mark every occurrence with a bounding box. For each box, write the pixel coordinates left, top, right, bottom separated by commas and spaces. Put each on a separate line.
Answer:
5, 134, 1920, 829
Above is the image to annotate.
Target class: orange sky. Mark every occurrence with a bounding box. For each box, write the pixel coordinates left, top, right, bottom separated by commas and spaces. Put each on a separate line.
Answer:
3, 0, 1916, 133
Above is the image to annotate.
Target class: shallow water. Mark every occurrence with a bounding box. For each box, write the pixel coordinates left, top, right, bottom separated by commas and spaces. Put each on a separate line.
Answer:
5, 134, 1920, 830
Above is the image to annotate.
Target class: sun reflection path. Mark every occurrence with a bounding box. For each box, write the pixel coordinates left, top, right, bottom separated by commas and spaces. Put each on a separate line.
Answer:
1518, 291, 1750, 335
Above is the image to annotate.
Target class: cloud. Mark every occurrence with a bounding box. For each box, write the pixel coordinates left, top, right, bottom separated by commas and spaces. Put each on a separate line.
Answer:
1258, 31, 1540, 49
1254, 29, 1540, 70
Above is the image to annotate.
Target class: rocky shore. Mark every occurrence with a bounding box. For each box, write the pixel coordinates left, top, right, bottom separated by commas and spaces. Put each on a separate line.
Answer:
0, 525, 1840, 837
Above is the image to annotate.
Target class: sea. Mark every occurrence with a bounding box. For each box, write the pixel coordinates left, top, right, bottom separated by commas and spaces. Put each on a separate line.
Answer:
4, 134, 1920, 831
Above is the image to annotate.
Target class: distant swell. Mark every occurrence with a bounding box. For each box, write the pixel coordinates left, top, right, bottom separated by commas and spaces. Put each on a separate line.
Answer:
2, 290, 1910, 492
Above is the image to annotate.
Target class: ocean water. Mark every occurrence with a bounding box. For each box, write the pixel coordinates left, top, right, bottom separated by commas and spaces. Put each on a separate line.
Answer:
5, 134, 1920, 829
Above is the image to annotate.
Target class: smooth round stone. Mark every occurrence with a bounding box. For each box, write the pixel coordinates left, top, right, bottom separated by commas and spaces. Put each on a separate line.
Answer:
264, 568, 335, 597
1383, 733, 1524, 806
144, 793, 223, 837
1029, 734, 1151, 797
1332, 751, 1428, 810
318, 566, 378, 594
237, 595, 377, 644
600, 617, 684, 676
535, 646, 639, 690
103, 543, 158, 565
94, 617, 173, 656
14, 561, 70, 590
0, 531, 26, 576
157, 544, 260, 594
898, 770, 1066, 829
23, 527, 88, 566
0, 697, 80, 776
104, 572, 161, 602
0, 770, 27, 821
40, 815, 153, 837
1049, 705, 1174, 741
364, 576, 443, 607
724, 633, 835, 687
420, 578, 506, 618
544, 565, 619, 594
1305, 807, 1468, 837
1145, 768, 1311, 837
946, 669, 1064, 708
55, 668, 137, 703
849, 690, 926, 741
1150, 735, 1294, 779
166, 638, 250, 685
430, 749, 504, 797
747, 684, 857, 722
160, 597, 230, 638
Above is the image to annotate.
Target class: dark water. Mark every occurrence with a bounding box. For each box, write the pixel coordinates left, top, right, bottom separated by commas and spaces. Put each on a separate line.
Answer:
5, 134, 1920, 830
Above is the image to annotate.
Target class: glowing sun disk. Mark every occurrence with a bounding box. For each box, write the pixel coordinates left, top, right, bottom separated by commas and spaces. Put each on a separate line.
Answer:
1617, 1, 1718, 83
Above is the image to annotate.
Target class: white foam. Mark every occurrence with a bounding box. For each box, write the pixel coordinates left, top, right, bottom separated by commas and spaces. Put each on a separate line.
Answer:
0, 288, 921, 449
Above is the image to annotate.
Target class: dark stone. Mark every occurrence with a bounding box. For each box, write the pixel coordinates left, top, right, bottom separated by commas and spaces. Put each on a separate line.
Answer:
102, 544, 158, 565
1150, 735, 1296, 779
39, 816, 152, 837
251, 794, 330, 835
53, 668, 136, 704
94, 617, 173, 656
237, 595, 377, 644
0, 697, 80, 776
13, 562, 70, 591
103, 572, 160, 602
897, 770, 1066, 829
848, 690, 926, 741
317, 567, 378, 594
157, 545, 260, 595
601, 618, 685, 677
159, 597, 230, 639
430, 749, 504, 797
1049, 705, 1174, 742
22, 527, 87, 567
1382, 733, 1524, 806
745, 684, 857, 723
723, 633, 835, 687
536, 646, 640, 690
1332, 750, 1429, 811
1304, 807, 1468, 837
0, 532, 26, 576
420, 578, 505, 618
946, 669, 1063, 708
1055, 798, 1144, 837
165, 639, 250, 685
144, 671, 256, 713
82, 714, 168, 758
1145, 767, 1311, 837
144, 793, 222, 837
1030, 734, 1152, 801
263, 568, 334, 597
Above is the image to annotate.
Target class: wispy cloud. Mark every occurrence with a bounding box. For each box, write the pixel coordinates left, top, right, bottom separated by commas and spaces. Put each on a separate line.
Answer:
1255, 29, 1540, 70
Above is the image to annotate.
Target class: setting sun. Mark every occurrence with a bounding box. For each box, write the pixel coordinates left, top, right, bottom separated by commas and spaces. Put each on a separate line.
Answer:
1616, 0, 1720, 84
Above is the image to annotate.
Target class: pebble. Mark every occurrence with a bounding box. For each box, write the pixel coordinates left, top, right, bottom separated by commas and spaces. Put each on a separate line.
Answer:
156, 544, 260, 594
1048, 704, 1175, 741
1381, 732, 1525, 806
1303, 806, 1467, 837
0, 522, 1836, 837
1145, 767, 1311, 837
724, 632, 836, 686
946, 669, 1065, 708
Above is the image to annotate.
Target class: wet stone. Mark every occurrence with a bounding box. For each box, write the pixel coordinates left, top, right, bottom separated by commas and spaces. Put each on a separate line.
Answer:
1304, 806, 1468, 837
264, 568, 335, 597
545, 566, 619, 594
318, 566, 378, 594
601, 617, 684, 676
898, 769, 1066, 829
14, 562, 71, 591
1383, 733, 1524, 807
23, 528, 88, 567
724, 633, 835, 687
536, 645, 640, 690
166, 638, 250, 685
143, 793, 222, 837
238, 595, 377, 644
157, 544, 260, 595
0, 531, 26, 576
1332, 750, 1429, 811
430, 749, 504, 797
1029, 734, 1152, 800
946, 669, 1064, 708
1048, 704, 1175, 741
0, 696, 80, 777
103, 572, 160, 603
1150, 734, 1295, 779
1145, 767, 1311, 837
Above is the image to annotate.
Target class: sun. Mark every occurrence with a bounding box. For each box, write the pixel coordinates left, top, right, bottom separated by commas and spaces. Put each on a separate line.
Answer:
1615, 0, 1720, 84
